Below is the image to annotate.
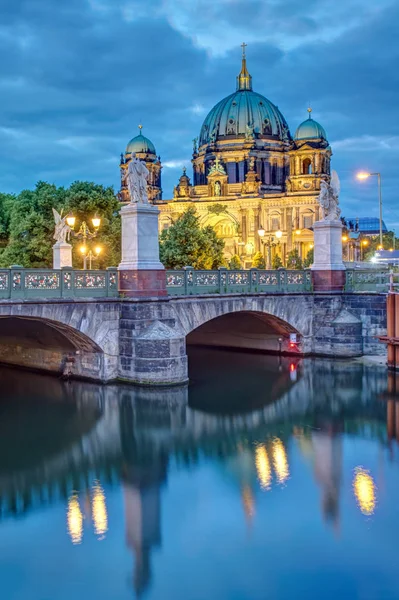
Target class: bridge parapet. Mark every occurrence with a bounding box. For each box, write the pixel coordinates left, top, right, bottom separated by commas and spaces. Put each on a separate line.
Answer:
166, 268, 313, 295
0, 267, 118, 300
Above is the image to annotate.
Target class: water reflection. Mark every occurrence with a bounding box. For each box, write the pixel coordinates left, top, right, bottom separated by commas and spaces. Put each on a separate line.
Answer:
0, 354, 398, 599
353, 467, 377, 516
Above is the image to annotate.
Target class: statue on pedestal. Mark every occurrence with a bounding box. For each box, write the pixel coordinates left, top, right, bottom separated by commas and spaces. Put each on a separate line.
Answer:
52, 209, 72, 243
124, 152, 150, 204
318, 170, 341, 221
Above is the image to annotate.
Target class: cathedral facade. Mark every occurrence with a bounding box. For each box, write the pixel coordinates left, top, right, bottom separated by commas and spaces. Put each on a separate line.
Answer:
119, 47, 332, 268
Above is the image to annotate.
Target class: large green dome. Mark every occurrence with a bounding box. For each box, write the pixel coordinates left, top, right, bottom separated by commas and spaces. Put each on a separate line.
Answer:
294, 114, 327, 141
126, 129, 156, 155
199, 90, 291, 147
198, 54, 291, 147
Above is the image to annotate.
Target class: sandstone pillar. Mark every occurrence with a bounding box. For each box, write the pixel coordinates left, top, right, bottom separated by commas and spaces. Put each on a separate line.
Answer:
53, 242, 72, 269
118, 203, 166, 298
311, 219, 346, 292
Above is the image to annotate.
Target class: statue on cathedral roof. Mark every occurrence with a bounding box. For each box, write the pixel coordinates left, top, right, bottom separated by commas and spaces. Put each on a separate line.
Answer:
124, 152, 150, 204
318, 170, 341, 221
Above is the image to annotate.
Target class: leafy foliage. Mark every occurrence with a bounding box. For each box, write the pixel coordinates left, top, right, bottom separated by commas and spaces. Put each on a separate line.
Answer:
252, 251, 266, 269
286, 249, 303, 270
272, 254, 283, 269
159, 206, 224, 269
303, 248, 314, 268
0, 181, 120, 268
229, 254, 242, 270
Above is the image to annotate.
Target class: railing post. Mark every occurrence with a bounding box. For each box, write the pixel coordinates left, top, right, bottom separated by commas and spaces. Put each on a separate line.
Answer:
10, 265, 24, 299
279, 268, 287, 292
183, 266, 193, 295
250, 268, 258, 293
218, 268, 227, 294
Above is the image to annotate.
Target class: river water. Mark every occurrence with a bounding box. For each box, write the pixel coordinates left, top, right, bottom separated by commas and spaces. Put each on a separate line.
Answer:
0, 348, 398, 600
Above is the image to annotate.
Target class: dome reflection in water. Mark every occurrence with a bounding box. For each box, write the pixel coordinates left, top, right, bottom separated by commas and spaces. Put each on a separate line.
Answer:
0, 348, 398, 600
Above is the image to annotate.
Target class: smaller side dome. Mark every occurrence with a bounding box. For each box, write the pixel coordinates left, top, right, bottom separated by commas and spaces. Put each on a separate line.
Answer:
126, 125, 156, 155
294, 108, 327, 141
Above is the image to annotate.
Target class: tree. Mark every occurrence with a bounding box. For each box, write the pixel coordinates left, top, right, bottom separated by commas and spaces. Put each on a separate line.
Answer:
159, 206, 224, 269
0, 181, 121, 269
363, 232, 398, 261
272, 254, 283, 269
252, 251, 266, 269
303, 248, 314, 268
286, 249, 303, 270
229, 254, 242, 270
63, 181, 120, 269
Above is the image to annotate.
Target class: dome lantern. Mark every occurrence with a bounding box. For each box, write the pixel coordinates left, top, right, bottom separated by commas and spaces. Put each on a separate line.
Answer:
236, 42, 252, 91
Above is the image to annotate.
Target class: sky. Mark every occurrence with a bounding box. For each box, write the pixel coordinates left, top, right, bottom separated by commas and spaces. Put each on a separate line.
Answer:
0, 0, 398, 227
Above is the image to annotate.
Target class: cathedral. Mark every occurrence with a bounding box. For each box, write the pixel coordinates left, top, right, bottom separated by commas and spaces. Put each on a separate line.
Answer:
119, 45, 332, 268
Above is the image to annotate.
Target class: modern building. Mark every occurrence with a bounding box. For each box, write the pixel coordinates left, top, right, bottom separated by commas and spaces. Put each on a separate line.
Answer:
343, 217, 388, 236
119, 46, 333, 268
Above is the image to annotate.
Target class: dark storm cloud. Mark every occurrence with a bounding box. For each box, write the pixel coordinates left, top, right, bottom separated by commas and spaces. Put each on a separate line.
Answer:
0, 0, 398, 226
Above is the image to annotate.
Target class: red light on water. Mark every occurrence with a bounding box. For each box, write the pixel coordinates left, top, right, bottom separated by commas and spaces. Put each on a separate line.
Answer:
290, 363, 296, 373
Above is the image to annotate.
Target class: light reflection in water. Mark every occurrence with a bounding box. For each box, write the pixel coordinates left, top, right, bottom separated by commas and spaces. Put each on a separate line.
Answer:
92, 480, 108, 539
272, 437, 290, 484
255, 444, 272, 490
241, 485, 255, 520
67, 493, 83, 545
353, 467, 376, 516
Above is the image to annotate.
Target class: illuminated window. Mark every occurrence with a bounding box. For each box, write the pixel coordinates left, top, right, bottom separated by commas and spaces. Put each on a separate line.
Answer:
302, 158, 312, 175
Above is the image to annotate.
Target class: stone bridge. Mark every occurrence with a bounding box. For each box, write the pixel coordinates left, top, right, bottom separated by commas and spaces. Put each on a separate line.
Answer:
0, 290, 387, 384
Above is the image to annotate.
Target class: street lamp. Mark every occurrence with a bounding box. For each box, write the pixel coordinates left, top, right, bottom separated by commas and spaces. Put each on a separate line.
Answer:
80, 245, 102, 270
361, 239, 369, 261
67, 214, 102, 269
356, 171, 383, 247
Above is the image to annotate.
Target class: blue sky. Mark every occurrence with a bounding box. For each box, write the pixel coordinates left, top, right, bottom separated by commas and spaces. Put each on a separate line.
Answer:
0, 0, 398, 227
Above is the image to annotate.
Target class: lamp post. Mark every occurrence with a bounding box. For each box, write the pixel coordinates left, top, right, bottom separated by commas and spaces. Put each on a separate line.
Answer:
356, 172, 383, 247
360, 239, 369, 261
66, 215, 101, 269
80, 246, 102, 270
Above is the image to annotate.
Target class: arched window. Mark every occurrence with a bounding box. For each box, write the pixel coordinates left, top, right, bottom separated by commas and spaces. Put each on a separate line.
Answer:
302, 158, 312, 175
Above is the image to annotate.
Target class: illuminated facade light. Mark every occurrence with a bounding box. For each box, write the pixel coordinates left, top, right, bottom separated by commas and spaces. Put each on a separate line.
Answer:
275, 229, 283, 239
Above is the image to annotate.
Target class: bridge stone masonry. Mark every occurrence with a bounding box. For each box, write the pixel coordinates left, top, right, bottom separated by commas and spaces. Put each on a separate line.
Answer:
0, 198, 390, 385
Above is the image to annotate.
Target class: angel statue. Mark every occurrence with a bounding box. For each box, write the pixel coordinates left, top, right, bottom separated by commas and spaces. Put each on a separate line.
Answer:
52, 208, 72, 244
318, 170, 341, 221
123, 152, 150, 204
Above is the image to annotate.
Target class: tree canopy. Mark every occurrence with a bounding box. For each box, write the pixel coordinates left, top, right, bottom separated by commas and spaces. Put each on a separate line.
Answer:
0, 181, 120, 268
159, 207, 225, 269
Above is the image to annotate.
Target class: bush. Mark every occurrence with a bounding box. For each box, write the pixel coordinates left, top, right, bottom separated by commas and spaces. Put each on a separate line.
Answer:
272, 254, 283, 269
252, 251, 266, 269
229, 254, 242, 270
286, 249, 303, 270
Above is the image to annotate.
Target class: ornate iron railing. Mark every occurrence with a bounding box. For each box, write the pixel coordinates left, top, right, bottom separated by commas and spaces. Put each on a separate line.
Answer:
166, 268, 313, 295
0, 267, 118, 299
344, 269, 390, 292
0, 266, 392, 300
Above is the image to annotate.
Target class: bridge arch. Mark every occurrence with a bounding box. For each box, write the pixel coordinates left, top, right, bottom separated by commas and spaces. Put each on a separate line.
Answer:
170, 295, 313, 354
0, 301, 119, 381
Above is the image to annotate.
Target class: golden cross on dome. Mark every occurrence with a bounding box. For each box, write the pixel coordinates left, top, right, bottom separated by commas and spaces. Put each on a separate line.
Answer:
138, 124, 143, 132
241, 42, 247, 58
307, 106, 312, 119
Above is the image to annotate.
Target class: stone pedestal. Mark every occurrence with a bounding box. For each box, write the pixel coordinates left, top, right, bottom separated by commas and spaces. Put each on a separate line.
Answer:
53, 242, 72, 269
118, 202, 167, 298
311, 219, 346, 292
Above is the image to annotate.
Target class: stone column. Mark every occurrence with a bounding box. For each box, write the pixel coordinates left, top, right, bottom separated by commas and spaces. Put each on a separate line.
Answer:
53, 242, 72, 269
311, 219, 346, 292
286, 207, 293, 252
118, 202, 167, 298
